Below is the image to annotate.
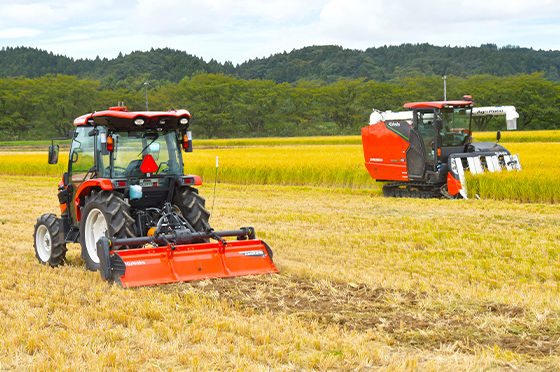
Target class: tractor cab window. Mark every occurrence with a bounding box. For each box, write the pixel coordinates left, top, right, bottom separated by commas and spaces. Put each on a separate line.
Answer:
69, 126, 110, 181
110, 131, 182, 178
69, 127, 96, 182
440, 108, 472, 147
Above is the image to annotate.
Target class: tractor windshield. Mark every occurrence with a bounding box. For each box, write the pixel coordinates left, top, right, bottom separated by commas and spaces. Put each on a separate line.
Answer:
440, 108, 472, 147
110, 131, 183, 178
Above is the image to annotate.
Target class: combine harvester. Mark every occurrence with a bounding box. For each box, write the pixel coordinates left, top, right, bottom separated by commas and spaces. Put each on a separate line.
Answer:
362, 97, 521, 199
33, 107, 278, 287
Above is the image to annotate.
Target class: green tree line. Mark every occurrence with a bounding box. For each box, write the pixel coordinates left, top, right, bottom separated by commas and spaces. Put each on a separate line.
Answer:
2, 44, 560, 85
0, 72, 558, 141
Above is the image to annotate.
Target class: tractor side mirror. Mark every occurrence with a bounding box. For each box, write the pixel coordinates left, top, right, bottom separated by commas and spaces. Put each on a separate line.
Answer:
496, 130, 501, 143
63, 171, 69, 186
435, 119, 443, 131
48, 144, 59, 164
148, 142, 160, 161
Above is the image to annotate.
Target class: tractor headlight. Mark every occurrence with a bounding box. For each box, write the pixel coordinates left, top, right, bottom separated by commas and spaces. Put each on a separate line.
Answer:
134, 118, 145, 126
179, 117, 189, 125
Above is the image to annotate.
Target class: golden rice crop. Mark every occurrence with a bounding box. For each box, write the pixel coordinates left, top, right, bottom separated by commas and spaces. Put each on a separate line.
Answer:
473, 130, 560, 143
185, 145, 377, 190
2, 138, 560, 203
193, 135, 362, 147
191, 130, 560, 147
0, 153, 68, 177
466, 143, 560, 203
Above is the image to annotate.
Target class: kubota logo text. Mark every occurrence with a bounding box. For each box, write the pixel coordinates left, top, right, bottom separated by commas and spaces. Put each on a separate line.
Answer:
388, 122, 400, 127
125, 261, 146, 266
240, 250, 265, 257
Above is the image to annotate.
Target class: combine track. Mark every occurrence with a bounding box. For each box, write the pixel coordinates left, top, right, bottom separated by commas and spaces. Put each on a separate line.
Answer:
382, 182, 445, 199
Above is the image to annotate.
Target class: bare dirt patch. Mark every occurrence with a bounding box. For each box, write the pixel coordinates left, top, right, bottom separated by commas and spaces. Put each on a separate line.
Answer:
168, 274, 560, 358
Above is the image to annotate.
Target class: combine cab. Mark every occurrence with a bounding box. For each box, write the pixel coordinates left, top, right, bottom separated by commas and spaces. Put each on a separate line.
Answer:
362, 100, 521, 199
33, 107, 278, 287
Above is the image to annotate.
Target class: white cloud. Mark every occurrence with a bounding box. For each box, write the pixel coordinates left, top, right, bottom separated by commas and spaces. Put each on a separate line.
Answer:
0, 0, 559, 63
0, 27, 41, 38
313, 0, 560, 51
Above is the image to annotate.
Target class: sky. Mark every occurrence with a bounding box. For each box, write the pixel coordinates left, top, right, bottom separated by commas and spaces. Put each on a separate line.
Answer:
1, 0, 560, 64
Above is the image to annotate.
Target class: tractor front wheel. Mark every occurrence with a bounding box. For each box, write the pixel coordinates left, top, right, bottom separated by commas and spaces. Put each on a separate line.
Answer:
79, 190, 135, 271
33, 213, 67, 267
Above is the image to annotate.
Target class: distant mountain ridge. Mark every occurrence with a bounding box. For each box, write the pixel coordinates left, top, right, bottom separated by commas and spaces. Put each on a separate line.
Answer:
1, 44, 559, 83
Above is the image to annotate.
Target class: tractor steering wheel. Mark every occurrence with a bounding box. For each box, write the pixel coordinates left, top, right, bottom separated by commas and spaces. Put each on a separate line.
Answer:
109, 166, 127, 177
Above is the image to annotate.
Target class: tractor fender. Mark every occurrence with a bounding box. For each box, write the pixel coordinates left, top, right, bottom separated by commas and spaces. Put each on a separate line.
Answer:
74, 179, 114, 221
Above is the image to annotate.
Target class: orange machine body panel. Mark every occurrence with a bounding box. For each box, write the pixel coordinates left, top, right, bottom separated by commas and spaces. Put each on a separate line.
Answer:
446, 171, 462, 196
361, 120, 410, 181
114, 239, 279, 287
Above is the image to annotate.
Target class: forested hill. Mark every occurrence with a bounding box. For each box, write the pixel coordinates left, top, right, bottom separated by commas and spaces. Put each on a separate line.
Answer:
1, 44, 560, 84
0, 47, 234, 82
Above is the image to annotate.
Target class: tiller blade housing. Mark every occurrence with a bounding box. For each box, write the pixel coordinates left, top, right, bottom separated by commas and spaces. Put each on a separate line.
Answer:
97, 227, 279, 287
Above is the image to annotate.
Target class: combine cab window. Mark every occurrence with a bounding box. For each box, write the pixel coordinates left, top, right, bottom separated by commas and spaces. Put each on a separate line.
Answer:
416, 111, 436, 163
440, 108, 472, 147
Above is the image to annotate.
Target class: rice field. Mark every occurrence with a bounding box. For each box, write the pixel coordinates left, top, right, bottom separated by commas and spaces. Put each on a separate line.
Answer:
1, 129, 559, 151
465, 143, 560, 203
2, 136, 559, 203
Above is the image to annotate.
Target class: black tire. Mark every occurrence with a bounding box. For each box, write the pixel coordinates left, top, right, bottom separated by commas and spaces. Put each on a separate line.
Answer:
33, 213, 67, 267
172, 186, 211, 235
79, 190, 135, 271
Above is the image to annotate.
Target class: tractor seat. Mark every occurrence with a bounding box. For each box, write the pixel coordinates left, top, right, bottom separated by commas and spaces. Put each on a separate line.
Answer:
126, 159, 143, 177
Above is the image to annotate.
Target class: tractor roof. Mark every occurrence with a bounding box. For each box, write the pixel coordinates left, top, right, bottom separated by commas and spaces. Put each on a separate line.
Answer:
404, 101, 475, 109
73, 107, 191, 131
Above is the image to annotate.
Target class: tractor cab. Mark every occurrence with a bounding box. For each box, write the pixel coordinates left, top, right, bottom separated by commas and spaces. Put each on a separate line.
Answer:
49, 107, 197, 228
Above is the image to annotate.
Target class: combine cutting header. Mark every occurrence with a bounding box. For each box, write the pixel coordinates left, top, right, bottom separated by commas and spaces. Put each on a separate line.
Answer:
33, 107, 278, 287
362, 99, 521, 199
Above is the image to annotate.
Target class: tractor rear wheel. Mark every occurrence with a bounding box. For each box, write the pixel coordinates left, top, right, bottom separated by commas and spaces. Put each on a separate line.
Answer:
172, 186, 210, 237
79, 190, 135, 271
33, 213, 67, 267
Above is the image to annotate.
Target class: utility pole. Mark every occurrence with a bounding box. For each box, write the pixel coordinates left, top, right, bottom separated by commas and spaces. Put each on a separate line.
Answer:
443, 75, 447, 101
143, 82, 149, 111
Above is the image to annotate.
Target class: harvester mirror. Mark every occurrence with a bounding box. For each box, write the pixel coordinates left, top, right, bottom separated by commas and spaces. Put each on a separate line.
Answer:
435, 118, 443, 131
496, 130, 501, 143
48, 144, 59, 164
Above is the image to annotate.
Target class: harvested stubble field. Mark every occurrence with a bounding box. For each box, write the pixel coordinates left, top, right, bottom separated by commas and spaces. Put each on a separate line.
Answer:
1, 134, 560, 371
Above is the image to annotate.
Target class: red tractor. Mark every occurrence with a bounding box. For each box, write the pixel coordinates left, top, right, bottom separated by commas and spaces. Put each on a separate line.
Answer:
33, 107, 278, 287
362, 100, 521, 198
